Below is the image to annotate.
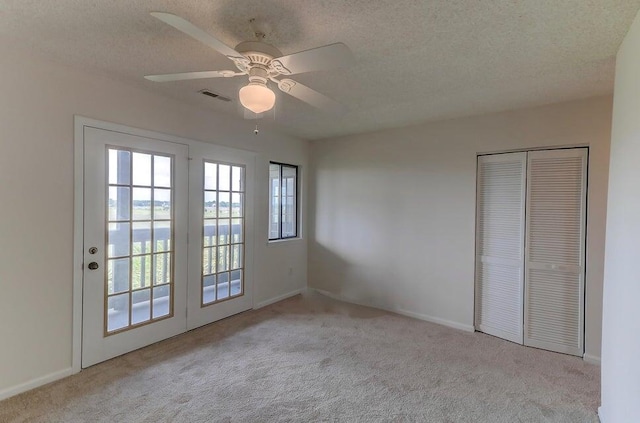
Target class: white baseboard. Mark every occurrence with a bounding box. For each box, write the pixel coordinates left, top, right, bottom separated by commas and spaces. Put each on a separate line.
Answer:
397, 307, 475, 332
583, 353, 601, 365
598, 406, 606, 423
311, 288, 475, 333
0, 367, 74, 401
254, 288, 304, 309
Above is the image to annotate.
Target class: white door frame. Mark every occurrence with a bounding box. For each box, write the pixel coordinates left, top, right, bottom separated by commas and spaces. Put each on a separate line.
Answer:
73, 116, 256, 373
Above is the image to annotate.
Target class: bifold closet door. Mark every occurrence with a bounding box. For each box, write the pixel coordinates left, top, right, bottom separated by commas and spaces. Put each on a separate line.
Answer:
475, 153, 527, 344
524, 148, 587, 356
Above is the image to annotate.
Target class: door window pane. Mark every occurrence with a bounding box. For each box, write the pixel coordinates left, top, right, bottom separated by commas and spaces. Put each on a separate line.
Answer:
218, 164, 231, 191
107, 293, 130, 332
203, 247, 216, 275
109, 150, 131, 185
231, 166, 243, 191
217, 272, 230, 300
132, 255, 152, 289
132, 221, 152, 254
231, 244, 242, 270
153, 285, 171, 318
108, 187, 130, 221
231, 270, 243, 296
154, 155, 171, 188
153, 221, 171, 252
154, 253, 171, 285
132, 188, 152, 220
204, 220, 217, 246
231, 218, 243, 244
108, 258, 130, 295
218, 219, 231, 245
132, 152, 152, 186
218, 192, 230, 218
154, 188, 171, 220
131, 289, 151, 325
232, 193, 243, 217
108, 222, 130, 258
204, 162, 217, 190
203, 275, 216, 304
217, 245, 229, 273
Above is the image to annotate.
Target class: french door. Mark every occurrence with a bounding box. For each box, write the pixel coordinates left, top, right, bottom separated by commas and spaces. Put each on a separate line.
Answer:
186, 142, 254, 330
81, 125, 253, 367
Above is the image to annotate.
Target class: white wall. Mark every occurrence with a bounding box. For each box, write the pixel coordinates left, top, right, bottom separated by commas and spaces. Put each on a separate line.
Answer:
310, 96, 612, 362
600, 10, 640, 423
0, 40, 308, 398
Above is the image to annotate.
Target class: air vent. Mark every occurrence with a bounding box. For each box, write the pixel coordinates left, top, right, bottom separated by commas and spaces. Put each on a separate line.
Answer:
199, 89, 232, 102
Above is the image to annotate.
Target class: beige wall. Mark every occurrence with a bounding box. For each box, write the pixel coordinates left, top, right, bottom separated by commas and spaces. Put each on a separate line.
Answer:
600, 10, 640, 423
310, 96, 612, 362
0, 40, 309, 397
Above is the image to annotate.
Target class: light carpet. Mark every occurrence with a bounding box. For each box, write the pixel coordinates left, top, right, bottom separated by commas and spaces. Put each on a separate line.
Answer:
0, 291, 600, 422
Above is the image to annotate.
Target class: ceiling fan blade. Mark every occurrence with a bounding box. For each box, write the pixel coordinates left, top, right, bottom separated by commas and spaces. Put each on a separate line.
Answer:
271, 43, 355, 75
144, 70, 240, 82
275, 79, 346, 114
150, 12, 246, 61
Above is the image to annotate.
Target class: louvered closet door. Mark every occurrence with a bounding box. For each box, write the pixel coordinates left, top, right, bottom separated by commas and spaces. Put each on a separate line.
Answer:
475, 153, 527, 344
524, 148, 587, 356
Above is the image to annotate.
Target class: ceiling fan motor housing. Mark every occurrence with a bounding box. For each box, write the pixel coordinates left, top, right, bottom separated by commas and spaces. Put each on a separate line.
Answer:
247, 66, 269, 85
234, 41, 285, 79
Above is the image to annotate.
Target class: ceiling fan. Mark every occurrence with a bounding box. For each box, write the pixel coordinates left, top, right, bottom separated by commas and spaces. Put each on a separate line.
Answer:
145, 12, 355, 115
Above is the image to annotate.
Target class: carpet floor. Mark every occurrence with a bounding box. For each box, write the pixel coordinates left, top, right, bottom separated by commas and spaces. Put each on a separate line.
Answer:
0, 291, 600, 422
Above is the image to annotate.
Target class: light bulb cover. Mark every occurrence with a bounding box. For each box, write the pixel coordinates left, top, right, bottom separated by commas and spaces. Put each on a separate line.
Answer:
239, 83, 276, 114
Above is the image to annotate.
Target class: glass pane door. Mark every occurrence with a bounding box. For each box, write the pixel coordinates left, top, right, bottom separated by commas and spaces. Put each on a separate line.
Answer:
82, 126, 188, 368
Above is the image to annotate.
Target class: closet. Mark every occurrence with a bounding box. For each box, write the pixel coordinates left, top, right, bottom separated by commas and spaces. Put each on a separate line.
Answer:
474, 148, 587, 356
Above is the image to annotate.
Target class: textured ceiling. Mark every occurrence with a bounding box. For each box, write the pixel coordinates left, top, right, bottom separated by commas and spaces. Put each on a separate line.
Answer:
1, 0, 639, 140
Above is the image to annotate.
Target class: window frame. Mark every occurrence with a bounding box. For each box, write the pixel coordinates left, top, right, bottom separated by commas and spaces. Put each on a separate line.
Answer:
269, 161, 299, 241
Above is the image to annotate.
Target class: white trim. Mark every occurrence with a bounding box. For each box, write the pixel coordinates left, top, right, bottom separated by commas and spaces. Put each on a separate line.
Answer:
254, 289, 304, 309
73, 116, 257, 153
72, 117, 85, 374
0, 368, 73, 401
249, 155, 257, 312
312, 289, 475, 333
397, 307, 475, 332
267, 237, 304, 245
598, 406, 606, 423
583, 353, 601, 365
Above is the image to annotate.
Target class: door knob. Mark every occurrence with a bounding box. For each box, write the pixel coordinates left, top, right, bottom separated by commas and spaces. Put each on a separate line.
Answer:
87, 262, 99, 270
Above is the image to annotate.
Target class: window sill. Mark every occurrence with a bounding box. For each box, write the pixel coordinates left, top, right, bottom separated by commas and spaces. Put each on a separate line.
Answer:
268, 237, 303, 245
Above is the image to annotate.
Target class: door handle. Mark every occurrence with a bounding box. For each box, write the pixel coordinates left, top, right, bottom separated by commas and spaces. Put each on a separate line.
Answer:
87, 262, 99, 270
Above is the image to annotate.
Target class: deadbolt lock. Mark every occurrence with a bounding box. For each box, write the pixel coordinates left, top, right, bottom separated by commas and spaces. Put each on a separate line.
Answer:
89, 247, 98, 254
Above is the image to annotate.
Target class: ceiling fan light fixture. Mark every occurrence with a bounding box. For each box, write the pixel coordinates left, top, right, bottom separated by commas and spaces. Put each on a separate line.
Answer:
239, 82, 276, 114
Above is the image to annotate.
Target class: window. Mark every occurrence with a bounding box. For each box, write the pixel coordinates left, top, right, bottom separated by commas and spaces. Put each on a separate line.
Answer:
269, 162, 298, 240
